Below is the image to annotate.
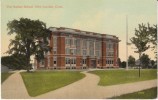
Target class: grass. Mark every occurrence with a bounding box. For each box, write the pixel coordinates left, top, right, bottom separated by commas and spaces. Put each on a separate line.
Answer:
20, 71, 85, 97
89, 69, 157, 86
1, 72, 12, 83
111, 87, 157, 99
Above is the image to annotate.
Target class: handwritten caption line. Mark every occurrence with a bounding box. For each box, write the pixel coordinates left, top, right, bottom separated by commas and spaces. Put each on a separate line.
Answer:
6, 5, 63, 8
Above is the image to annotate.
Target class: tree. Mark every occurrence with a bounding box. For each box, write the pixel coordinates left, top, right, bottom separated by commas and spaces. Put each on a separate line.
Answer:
128, 55, 135, 67
150, 60, 155, 68
117, 58, 122, 67
140, 54, 150, 68
1, 54, 27, 70
147, 24, 157, 58
147, 24, 157, 50
7, 18, 51, 72
121, 61, 126, 68
130, 23, 150, 77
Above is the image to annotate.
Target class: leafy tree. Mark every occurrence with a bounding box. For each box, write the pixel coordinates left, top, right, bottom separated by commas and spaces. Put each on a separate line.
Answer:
121, 61, 126, 68
150, 60, 155, 68
1, 54, 27, 70
7, 18, 51, 72
140, 54, 150, 68
147, 24, 157, 58
147, 24, 157, 50
117, 58, 122, 67
128, 55, 135, 67
130, 23, 150, 77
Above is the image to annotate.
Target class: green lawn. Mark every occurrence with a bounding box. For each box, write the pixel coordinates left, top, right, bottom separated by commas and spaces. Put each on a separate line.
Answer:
1, 72, 12, 83
89, 69, 157, 86
20, 71, 85, 97
111, 87, 157, 99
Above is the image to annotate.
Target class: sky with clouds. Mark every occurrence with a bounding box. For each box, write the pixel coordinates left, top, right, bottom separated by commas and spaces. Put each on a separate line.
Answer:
1, 0, 157, 61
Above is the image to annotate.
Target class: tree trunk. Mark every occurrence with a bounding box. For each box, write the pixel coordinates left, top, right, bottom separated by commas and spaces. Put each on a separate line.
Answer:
138, 52, 141, 77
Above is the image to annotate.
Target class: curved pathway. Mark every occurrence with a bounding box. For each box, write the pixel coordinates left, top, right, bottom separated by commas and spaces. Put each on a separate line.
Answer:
1, 71, 157, 99
1, 71, 31, 99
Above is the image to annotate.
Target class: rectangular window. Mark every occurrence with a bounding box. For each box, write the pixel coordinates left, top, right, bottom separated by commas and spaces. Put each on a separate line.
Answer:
76, 39, 80, 47
83, 40, 87, 49
82, 59, 86, 64
95, 42, 101, 50
66, 38, 71, 45
65, 58, 70, 64
74, 58, 76, 64
53, 48, 57, 54
83, 50, 87, 56
74, 39, 77, 46
41, 60, 44, 65
77, 49, 80, 55
96, 51, 100, 56
53, 57, 57, 64
53, 37, 57, 47
66, 48, 70, 54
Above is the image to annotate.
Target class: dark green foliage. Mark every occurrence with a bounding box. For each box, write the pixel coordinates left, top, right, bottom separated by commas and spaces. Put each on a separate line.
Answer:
140, 54, 150, 68
7, 18, 51, 72
128, 55, 135, 67
150, 60, 155, 68
147, 24, 157, 59
121, 61, 126, 68
130, 23, 150, 55
117, 58, 122, 67
147, 24, 157, 49
130, 23, 151, 77
1, 55, 27, 69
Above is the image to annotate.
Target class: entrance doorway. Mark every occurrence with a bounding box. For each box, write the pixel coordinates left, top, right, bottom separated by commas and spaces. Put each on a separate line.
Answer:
91, 60, 96, 68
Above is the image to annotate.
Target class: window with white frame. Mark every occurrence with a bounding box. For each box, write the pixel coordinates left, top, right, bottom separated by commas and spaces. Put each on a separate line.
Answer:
106, 59, 113, 64
66, 48, 70, 54
66, 37, 71, 45
83, 50, 87, 56
89, 41, 94, 56
65, 57, 76, 64
40, 59, 45, 65
65, 58, 70, 64
83, 39, 87, 49
53, 48, 57, 54
53, 57, 57, 65
96, 51, 100, 57
95, 41, 101, 50
82, 59, 86, 64
53, 36, 57, 47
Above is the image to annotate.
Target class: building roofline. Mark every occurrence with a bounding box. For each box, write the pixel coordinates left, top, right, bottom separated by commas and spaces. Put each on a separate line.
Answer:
48, 27, 119, 40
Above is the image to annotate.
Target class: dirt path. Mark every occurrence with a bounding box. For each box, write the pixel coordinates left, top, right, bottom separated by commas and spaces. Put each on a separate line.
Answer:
1, 71, 31, 99
35, 71, 157, 99
1, 71, 157, 99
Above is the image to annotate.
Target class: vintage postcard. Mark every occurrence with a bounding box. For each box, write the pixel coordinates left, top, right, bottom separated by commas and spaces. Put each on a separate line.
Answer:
1, 0, 157, 99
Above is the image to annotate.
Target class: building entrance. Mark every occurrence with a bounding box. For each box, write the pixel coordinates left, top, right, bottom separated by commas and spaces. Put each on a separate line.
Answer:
91, 60, 96, 68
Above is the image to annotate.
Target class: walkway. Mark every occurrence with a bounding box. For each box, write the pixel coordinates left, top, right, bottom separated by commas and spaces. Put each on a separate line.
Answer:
1, 71, 157, 99
1, 71, 31, 99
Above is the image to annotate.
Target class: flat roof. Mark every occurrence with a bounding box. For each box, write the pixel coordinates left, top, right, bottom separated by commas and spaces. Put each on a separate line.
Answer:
49, 27, 119, 40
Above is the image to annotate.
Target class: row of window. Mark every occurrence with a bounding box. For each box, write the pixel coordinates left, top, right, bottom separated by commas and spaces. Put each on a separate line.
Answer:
52, 36, 115, 57
65, 58, 76, 64
65, 58, 87, 65
106, 59, 114, 64
106, 52, 114, 57
54, 37, 115, 50
41, 58, 115, 66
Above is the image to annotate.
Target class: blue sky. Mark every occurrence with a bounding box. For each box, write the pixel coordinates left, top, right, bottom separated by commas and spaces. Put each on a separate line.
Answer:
1, 0, 157, 61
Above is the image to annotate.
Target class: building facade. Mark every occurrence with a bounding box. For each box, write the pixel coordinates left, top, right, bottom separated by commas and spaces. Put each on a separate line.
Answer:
34, 27, 120, 69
